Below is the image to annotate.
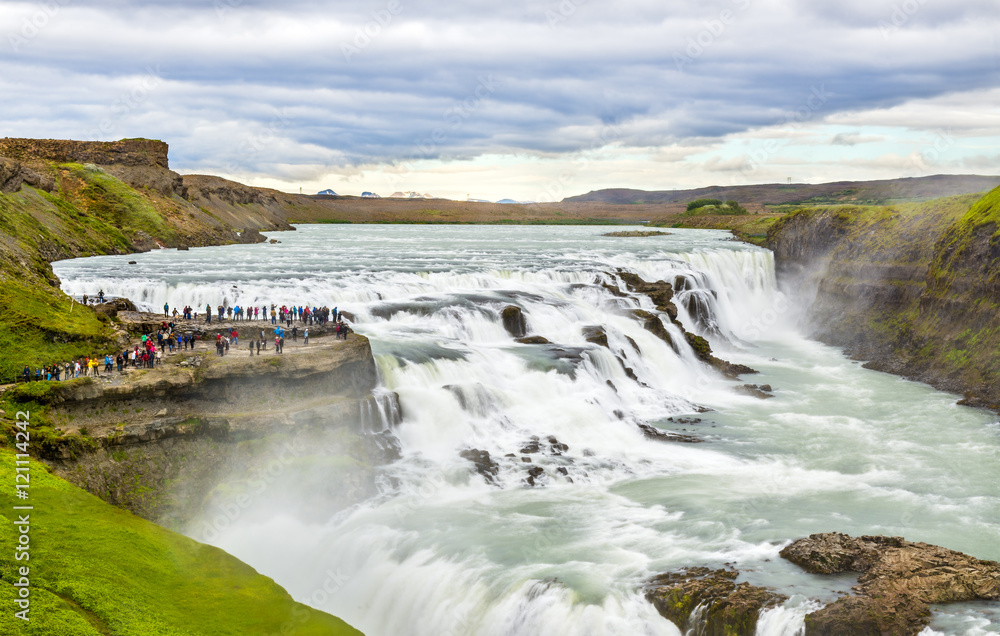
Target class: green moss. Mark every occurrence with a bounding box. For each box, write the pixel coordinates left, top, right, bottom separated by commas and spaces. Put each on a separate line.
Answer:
0, 449, 362, 635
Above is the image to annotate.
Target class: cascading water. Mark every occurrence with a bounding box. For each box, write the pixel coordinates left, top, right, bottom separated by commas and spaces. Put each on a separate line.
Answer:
53, 225, 1000, 636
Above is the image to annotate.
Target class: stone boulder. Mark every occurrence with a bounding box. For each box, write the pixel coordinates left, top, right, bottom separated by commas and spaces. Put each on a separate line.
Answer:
780, 532, 1000, 635
500, 305, 527, 338
582, 325, 608, 348
645, 567, 787, 636
459, 448, 499, 484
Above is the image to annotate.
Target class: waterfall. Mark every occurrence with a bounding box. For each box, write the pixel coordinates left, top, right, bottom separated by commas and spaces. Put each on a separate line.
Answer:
51, 225, 999, 636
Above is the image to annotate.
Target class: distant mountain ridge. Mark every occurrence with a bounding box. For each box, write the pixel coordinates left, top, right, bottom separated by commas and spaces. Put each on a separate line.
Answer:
565, 175, 1000, 206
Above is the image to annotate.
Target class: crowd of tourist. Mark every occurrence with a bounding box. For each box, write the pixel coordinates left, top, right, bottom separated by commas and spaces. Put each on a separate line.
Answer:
170, 302, 340, 326
16, 298, 352, 384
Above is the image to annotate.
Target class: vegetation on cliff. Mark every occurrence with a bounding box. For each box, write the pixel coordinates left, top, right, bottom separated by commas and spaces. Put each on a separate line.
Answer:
0, 142, 291, 381
766, 187, 1000, 408
0, 449, 361, 635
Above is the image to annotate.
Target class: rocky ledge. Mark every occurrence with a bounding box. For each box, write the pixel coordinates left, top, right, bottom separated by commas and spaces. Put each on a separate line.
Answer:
645, 567, 787, 636
15, 332, 400, 527
780, 532, 1000, 635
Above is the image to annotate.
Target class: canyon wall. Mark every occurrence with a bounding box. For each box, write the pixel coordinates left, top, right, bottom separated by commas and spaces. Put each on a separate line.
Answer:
767, 187, 1000, 410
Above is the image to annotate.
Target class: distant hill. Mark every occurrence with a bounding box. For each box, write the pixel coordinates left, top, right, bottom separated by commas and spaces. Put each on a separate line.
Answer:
564, 175, 1000, 206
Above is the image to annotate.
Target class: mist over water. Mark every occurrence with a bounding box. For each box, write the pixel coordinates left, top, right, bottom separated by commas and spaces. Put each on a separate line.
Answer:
54, 225, 1000, 635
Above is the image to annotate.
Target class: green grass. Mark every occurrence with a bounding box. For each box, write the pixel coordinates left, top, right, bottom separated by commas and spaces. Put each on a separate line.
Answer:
66, 163, 174, 241
0, 279, 116, 381
0, 449, 362, 635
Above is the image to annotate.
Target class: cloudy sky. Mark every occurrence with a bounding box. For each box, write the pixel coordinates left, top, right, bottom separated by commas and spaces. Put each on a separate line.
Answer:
2, 0, 998, 200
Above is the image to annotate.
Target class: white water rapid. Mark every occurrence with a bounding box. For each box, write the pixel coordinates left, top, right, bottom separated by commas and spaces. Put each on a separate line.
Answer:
53, 225, 1000, 636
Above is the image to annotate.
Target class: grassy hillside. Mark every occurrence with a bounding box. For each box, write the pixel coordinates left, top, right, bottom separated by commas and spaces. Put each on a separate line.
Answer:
0, 159, 289, 381
0, 448, 361, 635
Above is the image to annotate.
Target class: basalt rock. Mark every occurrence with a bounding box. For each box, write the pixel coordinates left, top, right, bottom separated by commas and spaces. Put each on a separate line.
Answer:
631, 309, 676, 352
780, 532, 1000, 635
685, 332, 758, 379
459, 448, 500, 485
501, 305, 527, 338
0, 156, 56, 193
734, 384, 774, 399
615, 270, 680, 320
645, 567, 787, 636
515, 336, 550, 345
524, 465, 544, 486
93, 297, 138, 320
637, 422, 702, 443
582, 325, 609, 348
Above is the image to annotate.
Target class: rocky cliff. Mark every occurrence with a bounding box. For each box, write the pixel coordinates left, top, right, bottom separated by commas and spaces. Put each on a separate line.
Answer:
767, 187, 1000, 409
5, 332, 399, 529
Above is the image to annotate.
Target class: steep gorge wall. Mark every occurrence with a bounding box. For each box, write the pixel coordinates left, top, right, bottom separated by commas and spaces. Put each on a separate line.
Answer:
767, 187, 1000, 409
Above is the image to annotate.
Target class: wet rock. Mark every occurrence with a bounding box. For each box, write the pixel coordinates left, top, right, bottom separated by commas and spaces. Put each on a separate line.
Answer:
645, 567, 787, 636
520, 440, 541, 454
582, 325, 608, 348
606, 380, 617, 392
177, 244, 190, 251
631, 309, 676, 352
615, 270, 679, 320
128, 260, 137, 264
685, 332, 758, 379
637, 422, 703, 443
524, 465, 544, 486
515, 336, 550, 345
780, 532, 1000, 636
668, 417, 703, 425
556, 467, 568, 476
521, 456, 532, 463
459, 448, 499, 484
624, 335, 640, 354
364, 430, 402, 463
734, 384, 774, 399
500, 305, 527, 338
759, 384, 772, 392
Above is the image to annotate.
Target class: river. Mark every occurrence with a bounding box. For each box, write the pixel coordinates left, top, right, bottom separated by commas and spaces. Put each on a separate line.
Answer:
52, 224, 1000, 635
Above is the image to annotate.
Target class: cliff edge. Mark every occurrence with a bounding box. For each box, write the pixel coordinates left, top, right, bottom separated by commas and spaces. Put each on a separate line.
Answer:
767, 187, 1000, 409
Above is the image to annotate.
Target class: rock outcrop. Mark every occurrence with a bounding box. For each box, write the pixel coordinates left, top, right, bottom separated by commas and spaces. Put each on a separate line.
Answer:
610, 269, 757, 379
18, 334, 394, 527
780, 532, 1000, 635
501, 305, 527, 337
645, 567, 787, 636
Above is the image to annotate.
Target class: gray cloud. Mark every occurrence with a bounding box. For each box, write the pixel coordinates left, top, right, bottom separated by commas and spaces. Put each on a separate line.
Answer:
0, 0, 996, 180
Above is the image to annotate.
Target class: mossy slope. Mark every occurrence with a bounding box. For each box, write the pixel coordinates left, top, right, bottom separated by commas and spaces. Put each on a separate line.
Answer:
0, 449, 362, 635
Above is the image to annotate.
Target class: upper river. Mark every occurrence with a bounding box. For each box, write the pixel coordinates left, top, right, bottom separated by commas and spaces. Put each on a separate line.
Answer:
52, 224, 1000, 635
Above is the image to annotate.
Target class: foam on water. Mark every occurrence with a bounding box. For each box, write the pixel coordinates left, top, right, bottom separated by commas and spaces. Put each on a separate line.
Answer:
53, 225, 1000, 635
